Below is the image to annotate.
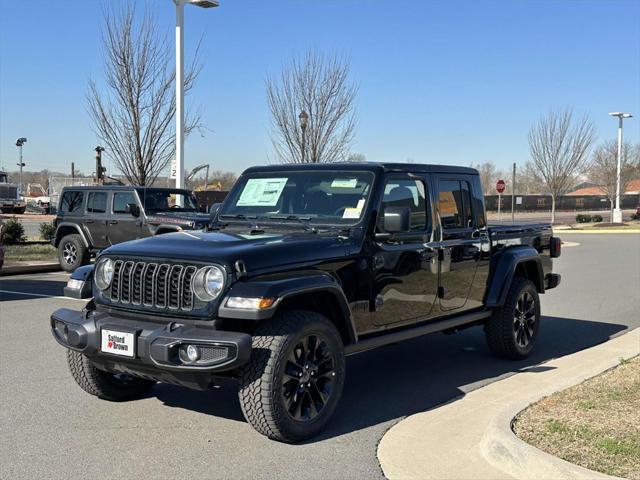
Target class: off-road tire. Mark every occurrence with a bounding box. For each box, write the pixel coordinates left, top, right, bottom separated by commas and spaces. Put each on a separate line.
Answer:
238, 310, 346, 443
58, 233, 90, 272
485, 277, 540, 360
66, 350, 155, 401
14, 207, 26, 215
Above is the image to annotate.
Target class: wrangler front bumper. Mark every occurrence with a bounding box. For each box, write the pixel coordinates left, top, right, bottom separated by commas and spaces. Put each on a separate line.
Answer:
51, 308, 252, 389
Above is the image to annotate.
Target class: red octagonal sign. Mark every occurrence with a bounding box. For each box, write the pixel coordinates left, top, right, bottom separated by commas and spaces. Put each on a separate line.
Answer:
496, 179, 506, 193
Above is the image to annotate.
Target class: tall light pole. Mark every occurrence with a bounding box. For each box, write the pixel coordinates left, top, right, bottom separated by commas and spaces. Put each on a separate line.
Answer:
299, 110, 309, 163
608, 112, 633, 223
16, 137, 27, 195
173, 0, 219, 200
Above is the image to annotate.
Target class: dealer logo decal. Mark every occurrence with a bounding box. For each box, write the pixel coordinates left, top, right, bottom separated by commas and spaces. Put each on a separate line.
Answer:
107, 334, 128, 352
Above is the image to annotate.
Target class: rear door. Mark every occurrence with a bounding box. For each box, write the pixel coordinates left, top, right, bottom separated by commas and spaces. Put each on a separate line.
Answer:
435, 176, 489, 311
107, 191, 144, 245
84, 191, 109, 249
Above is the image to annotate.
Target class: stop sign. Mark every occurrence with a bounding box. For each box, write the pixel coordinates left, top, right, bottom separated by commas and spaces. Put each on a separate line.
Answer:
496, 179, 506, 193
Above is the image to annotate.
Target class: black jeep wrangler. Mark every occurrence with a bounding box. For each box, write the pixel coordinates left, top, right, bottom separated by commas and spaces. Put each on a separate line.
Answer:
52, 186, 209, 271
51, 163, 561, 442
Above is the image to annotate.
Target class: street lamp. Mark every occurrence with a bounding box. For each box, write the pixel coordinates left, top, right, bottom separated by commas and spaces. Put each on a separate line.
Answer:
15, 137, 27, 195
299, 110, 309, 163
608, 112, 633, 223
173, 0, 219, 201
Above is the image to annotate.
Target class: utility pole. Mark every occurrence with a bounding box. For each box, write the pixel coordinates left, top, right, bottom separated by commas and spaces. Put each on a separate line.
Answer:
95, 146, 105, 184
511, 162, 516, 223
16, 137, 27, 195
299, 110, 309, 163
71, 162, 75, 180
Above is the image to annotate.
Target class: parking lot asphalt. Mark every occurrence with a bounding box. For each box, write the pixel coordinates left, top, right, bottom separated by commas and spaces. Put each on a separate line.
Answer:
1, 234, 638, 480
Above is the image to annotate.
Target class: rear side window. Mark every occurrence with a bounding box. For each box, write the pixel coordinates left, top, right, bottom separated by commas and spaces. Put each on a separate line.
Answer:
113, 192, 137, 214
438, 180, 473, 229
86, 192, 107, 213
60, 191, 84, 213
380, 178, 429, 231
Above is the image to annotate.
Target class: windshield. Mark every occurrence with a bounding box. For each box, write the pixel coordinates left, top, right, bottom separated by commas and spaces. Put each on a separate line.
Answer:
136, 188, 198, 213
220, 170, 374, 226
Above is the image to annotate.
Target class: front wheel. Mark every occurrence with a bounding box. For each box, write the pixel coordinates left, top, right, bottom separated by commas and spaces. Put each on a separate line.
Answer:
238, 310, 346, 443
485, 277, 540, 360
66, 350, 155, 401
57, 234, 90, 272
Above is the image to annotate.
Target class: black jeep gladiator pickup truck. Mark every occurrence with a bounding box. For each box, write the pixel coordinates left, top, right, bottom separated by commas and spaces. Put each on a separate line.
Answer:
53, 186, 209, 272
51, 163, 561, 442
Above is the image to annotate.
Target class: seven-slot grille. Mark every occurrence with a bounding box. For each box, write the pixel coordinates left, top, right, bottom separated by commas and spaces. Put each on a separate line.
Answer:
109, 260, 198, 311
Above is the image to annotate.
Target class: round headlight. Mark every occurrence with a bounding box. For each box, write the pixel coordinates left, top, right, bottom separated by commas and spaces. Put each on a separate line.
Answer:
95, 258, 114, 290
193, 266, 225, 301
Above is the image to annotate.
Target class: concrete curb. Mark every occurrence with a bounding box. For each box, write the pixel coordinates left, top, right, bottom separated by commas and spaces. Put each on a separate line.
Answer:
0, 262, 61, 276
377, 329, 639, 480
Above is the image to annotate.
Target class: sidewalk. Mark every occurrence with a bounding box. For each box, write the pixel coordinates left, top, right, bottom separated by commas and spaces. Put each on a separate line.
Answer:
377, 328, 639, 480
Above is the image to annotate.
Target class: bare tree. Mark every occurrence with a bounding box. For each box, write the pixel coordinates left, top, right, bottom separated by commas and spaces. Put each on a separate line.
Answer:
516, 161, 548, 195
589, 141, 639, 220
528, 109, 595, 222
267, 52, 357, 164
88, 5, 201, 186
472, 161, 500, 195
347, 153, 366, 163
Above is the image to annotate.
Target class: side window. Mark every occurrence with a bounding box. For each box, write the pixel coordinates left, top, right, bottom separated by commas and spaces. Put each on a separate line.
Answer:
86, 192, 107, 213
380, 178, 428, 231
438, 180, 473, 229
113, 192, 137, 214
60, 191, 84, 213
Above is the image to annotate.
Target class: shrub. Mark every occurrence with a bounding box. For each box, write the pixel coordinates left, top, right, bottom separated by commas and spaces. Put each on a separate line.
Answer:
576, 214, 592, 223
1, 218, 26, 244
39, 222, 56, 241
591, 214, 603, 223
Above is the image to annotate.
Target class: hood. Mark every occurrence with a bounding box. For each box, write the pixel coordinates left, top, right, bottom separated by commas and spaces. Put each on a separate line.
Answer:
103, 229, 352, 273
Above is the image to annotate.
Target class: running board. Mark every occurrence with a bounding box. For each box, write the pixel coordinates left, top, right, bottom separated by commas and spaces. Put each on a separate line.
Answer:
345, 310, 492, 355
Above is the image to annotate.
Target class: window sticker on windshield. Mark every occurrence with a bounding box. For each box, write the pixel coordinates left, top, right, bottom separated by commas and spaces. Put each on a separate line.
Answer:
342, 198, 366, 219
331, 178, 358, 189
237, 178, 288, 207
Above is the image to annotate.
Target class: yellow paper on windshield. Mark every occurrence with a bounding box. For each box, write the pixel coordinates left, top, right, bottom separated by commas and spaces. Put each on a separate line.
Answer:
237, 178, 288, 207
342, 198, 365, 219
331, 178, 358, 188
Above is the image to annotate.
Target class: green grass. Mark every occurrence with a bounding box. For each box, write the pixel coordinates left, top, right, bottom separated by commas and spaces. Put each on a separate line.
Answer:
514, 356, 640, 479
4, 244, 57, 262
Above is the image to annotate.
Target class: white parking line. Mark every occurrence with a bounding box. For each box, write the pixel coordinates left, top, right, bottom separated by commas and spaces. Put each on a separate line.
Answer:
0, 290, 85, 302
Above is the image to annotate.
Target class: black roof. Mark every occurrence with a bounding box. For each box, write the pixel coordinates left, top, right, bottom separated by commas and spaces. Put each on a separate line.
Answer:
243, 162, 478, 175
60, 185, 192, 192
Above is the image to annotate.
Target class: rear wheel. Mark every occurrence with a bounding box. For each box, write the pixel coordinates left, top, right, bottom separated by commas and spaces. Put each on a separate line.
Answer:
238, 310, 346, 443
485, 277, 540, 360
57, 233, 89, 272
66, 350, 155, 401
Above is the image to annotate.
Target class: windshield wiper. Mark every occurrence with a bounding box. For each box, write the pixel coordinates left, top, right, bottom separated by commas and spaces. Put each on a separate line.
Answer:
219, 214, 256, 220
266, 214, 317, 233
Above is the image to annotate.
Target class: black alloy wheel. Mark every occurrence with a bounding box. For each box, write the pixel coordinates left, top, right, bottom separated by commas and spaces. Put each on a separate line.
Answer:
281, 333, 337, 422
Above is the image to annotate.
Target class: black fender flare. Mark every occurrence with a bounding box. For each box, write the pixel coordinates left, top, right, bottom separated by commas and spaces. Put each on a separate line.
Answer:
54, 222, 90, 248
217, 272, 357, 343
485, 246, 544, 307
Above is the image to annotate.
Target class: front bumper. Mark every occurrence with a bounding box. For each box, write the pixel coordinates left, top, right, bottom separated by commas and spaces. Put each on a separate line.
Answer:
51, 308, 252, 389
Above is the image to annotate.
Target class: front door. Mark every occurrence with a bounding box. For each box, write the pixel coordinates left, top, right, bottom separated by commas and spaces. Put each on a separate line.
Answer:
108, 191, 144, 245
84, 191, 109, 249
436, 176, 489, 312
371, 175, 439, 329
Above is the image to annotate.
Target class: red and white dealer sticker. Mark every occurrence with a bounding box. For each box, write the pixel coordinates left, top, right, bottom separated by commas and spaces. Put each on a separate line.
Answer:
101, 329, 135, 358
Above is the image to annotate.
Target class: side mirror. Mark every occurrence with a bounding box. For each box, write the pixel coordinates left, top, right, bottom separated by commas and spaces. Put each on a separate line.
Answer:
209, 203, 222, 222
381, 206, 411, 234
126, 203, 140, 218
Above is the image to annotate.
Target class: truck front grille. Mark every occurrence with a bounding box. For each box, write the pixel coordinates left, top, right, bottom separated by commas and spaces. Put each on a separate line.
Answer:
109, 260, 198, 312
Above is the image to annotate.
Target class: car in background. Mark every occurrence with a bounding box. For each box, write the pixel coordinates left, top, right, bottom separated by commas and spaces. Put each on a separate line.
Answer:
52, 186, 209, 272
0, 221, 5, 271
0, 170, 26, 214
